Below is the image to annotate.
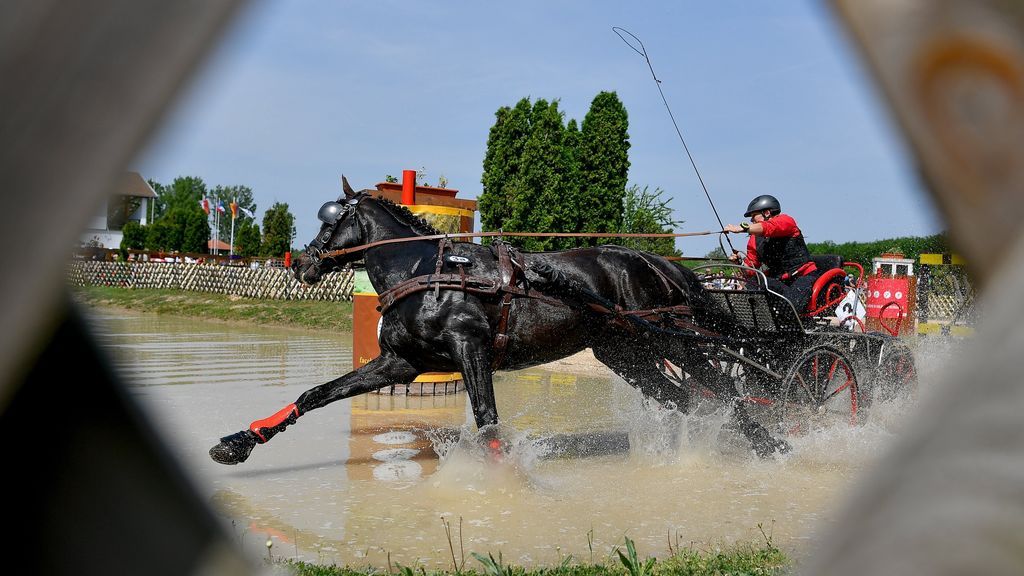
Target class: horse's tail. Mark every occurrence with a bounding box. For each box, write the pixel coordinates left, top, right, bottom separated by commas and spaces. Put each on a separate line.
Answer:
631, 250, 738, 335
527, 260, 599, 303
671, 262, 738, 335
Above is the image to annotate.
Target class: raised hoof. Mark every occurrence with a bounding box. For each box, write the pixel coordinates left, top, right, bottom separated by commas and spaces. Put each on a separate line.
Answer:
753, 426, 790, 457
209, 430, 258, 465
753, 434, 791, 459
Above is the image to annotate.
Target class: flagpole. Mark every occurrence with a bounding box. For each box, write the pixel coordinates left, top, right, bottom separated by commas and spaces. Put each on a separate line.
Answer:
214, 200, 220, 255
229, 199, 236, 257
206, 197, 214, 254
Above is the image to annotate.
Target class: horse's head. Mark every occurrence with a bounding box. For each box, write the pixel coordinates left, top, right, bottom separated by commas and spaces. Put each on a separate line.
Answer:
293, 176, 367, 285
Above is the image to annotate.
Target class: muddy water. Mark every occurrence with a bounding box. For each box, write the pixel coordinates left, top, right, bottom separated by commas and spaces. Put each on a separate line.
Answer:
85, 308, 920, 568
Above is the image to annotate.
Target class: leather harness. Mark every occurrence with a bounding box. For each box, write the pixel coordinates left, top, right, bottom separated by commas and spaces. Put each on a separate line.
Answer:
375, 240, 715, 369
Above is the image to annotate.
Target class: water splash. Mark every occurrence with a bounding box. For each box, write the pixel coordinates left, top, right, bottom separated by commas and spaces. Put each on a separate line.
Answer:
428, 424, 555, 469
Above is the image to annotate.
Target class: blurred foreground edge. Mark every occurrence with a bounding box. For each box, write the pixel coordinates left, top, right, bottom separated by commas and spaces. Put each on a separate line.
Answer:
808, 2, 1024, 574
3, 0, 1024, 574
0, 1, 253, 575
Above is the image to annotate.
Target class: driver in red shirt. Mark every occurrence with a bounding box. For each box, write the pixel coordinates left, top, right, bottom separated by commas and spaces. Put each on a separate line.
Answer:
724, 194, 821, 312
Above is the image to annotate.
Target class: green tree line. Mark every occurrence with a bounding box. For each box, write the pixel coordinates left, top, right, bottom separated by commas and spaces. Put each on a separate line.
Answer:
479, 92, 681, 256
702, 233, 952, 269
807, 233, 951, 268
120, 175, 295, 258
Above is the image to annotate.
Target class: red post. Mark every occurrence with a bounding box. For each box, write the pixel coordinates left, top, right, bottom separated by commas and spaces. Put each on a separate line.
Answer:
283, 251, 292, 268
401, 169, 416, 205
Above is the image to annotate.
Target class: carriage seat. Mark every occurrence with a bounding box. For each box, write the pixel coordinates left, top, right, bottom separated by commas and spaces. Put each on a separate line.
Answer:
805, 254, 849, 316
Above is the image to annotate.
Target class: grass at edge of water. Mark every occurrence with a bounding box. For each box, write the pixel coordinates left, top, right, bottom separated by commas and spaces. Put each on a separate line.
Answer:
277, 542, 789, 576
72, 286, 354, 332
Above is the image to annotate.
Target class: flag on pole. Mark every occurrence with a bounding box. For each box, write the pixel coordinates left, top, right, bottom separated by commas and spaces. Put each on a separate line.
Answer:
239, 206, 255, 218
216, 200, 226, 214
230, 201, 238, 219
200, 198, 210, 214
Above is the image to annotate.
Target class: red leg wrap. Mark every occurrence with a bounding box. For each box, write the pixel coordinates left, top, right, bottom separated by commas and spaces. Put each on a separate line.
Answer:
249, 403, 300, 443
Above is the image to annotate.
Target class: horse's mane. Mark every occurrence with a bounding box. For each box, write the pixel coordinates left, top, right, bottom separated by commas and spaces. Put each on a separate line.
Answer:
370, 196, 440, 236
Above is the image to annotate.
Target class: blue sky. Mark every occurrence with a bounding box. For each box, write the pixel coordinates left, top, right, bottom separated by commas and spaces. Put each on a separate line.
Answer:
136, 0, 942, 257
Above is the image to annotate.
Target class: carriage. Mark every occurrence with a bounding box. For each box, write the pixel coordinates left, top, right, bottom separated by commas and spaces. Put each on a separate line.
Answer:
210, 188, 920, 465
656, 255, 918, 436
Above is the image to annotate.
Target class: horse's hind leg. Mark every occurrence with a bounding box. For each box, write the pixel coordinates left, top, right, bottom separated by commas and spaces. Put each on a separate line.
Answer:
592, 343, 690, 411
673, 350, 790, 458
209, 354, 418, 465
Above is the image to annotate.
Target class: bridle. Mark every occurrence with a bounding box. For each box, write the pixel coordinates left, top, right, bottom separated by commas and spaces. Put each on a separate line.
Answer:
301, 193, 364, 272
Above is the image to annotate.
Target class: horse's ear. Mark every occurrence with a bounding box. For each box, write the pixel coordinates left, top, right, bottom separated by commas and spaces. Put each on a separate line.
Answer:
341, 175, 356, 199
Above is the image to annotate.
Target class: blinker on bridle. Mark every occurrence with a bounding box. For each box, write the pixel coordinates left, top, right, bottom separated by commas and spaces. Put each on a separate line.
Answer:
305, 198, 359, 267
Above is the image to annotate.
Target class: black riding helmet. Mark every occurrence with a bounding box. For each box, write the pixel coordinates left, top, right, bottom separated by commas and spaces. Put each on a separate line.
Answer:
744, 194, 781, 217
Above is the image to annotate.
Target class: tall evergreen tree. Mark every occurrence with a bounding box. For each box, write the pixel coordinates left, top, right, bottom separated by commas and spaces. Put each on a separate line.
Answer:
479, 98, 532, 236
579, 91, 630, 244
511, 99, 566, 251
261, 202, 296, 257
553, 118, 584, 249
479, 92, 631, 250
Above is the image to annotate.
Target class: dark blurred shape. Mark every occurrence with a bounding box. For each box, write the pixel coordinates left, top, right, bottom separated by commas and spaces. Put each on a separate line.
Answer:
3, 301, 250, 574
0, 1, 252, 574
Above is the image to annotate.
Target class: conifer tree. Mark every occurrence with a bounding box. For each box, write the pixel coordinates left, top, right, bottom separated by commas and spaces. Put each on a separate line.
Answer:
479, 92, 633, 251
512, 99, 567, 251
550, 118, 583, 250
578, 91, 630, 244
479, 98, 532, 235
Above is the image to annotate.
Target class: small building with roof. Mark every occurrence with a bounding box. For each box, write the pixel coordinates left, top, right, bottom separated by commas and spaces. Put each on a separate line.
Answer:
80, 172, 157, 248
207, 239, 233, 255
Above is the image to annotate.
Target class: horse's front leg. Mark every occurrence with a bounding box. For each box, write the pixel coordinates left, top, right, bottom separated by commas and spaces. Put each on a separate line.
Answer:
444, 321, 505, 457
209, 354, 418, 465
449, 336, 498, 430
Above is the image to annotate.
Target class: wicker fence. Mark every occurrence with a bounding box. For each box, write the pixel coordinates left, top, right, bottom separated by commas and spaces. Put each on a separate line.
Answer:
68, 260, 355, 301
927, 294, 966, 320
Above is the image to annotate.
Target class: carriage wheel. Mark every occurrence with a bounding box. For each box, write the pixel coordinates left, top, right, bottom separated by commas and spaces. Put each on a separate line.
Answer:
776, 344, 861, 435
871, 344, 918, 403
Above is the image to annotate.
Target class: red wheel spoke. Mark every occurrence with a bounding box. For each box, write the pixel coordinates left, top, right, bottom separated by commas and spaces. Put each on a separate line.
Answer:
822, 375, 853, 402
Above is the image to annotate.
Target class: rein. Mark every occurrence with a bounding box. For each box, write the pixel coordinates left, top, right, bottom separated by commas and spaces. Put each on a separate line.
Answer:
317, 229, 723, 261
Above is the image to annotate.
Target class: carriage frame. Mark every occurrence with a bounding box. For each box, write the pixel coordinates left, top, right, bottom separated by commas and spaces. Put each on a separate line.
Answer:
655, 258, 917, 435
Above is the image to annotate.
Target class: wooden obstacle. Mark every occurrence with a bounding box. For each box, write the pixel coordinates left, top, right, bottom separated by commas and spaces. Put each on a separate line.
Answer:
67, 260, 355, 302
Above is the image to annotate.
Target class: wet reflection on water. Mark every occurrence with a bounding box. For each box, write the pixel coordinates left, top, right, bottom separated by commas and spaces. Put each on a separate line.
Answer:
85, 308, 905, 568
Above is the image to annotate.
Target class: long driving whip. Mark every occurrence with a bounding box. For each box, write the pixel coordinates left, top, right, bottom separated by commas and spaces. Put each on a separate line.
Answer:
613, 26, 736, 254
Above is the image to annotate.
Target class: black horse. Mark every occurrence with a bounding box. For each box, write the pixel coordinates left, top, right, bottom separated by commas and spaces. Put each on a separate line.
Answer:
209, 178, 789, 465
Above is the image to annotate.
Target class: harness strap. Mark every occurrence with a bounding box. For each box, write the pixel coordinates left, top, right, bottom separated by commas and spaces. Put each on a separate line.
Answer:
584, 302, 721, 338
490, 242, 523, 370
375, 241, 719, 369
